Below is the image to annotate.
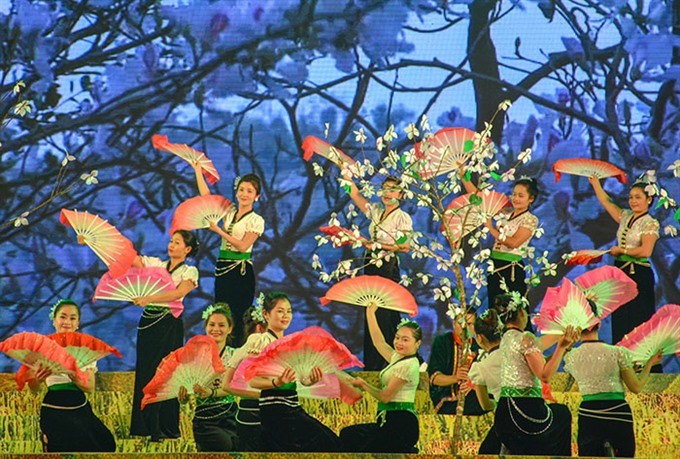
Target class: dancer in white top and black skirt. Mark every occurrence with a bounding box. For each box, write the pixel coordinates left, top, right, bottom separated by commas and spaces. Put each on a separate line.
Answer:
492, 292, 578, 456
194, 164, 265, 346
247, 292, 341, 452
340, 303, 421, 453
178, 304, 237, 451
28, 299, 116, 452
129, 230, 199, 441
564, 305, 662, 457
344, 173, 413, 370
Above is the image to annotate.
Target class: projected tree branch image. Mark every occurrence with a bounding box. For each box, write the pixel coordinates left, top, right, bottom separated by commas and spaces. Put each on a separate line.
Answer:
0, 0, 678, 456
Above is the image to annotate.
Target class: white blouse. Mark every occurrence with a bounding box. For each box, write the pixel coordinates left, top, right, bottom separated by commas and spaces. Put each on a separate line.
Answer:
468, 347, 502, 400
226, 332, 275, 369
364, 203, 412, 246
379, 352, 420, 403
46, 361, 97, 387
139, 256, 199, 317
616, 210, 659, 252
499, 329, 542, 390
564, 341, 633, 395
219, 207, 265, 253
493, 210, 538, 256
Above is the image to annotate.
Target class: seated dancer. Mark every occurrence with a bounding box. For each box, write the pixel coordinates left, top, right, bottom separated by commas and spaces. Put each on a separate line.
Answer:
221, 304, 268, 451
178, 304, 237, 452
427, 310, 485, 415
492, 292, 578, 456
343, 172, 413, 370
27, 299, 116, 452
468, 309, 503, 454
244, 292, 341, 452
564, 304, 662, 458
340, 304, 421, 453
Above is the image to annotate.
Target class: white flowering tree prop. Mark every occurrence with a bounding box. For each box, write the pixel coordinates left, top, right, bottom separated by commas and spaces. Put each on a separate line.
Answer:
310, 100, 568, 454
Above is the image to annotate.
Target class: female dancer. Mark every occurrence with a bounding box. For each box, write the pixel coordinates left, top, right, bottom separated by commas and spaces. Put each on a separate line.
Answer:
27, 299, 116, 452
194, 164, 264, 346
340, 304, 421, 453
129, 229, 199, 441
343, 173, 413, 370
178, 304, 237, 452
221, 304, 268, 451
588, 176, 660, 344
492, 292, 578, 456
564, 312, 662, 457
468, 309, 503, 454
247, 292, 341, 452
461, 175, 540, 311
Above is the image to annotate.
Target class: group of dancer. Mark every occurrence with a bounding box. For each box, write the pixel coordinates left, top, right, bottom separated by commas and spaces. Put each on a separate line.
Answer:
14, 136, 666, 456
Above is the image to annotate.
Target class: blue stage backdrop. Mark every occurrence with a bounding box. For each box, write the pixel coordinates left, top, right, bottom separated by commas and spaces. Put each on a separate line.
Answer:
1, 0, 678, 371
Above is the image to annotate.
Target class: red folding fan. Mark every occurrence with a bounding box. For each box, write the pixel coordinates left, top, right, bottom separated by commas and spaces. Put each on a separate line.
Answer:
565, 249, 609, 266
413, 127, 478, 179
320, 275, 418, 316
553, 158, 627, 184
151, 134, 220, 184
169, 194, 233, 235
93, 267, 183, 317
441, 191, 510, 241
617, 304, 680, 364
534, 278, 599, 334
319, 225, 367, 248
48, 332, 122, 368
60, 209, 137, 278
301, 136, 354, 166
0, 332, 88, 389
142, 335, 226, 408
574, 265, 637, 319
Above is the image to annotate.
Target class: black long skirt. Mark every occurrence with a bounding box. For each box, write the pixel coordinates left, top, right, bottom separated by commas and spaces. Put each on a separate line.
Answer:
612, 261, 656, 345
215, 259, 255, 347
259, 389, 340, 452
129, 309, 183, 438
40, 389, 116, 452
340, 409, 419, 453
235, 398, 264, 451
363, 253, 402, 371
494, 397, 572, 456
192, 401, 238, 452
577, 399, 635, 457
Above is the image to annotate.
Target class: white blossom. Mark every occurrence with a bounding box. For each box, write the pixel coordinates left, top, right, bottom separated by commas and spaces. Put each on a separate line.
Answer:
312, 162, 324, 177
664, 225, 678, 237
354, 127, 367, 143
13, 211, 29, 227
668, 160, 680, 178
405, 122, 420, 140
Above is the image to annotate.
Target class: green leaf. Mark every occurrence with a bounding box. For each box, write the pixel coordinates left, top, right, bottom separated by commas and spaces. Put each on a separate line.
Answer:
342, 184, 351, 195
490, 171, 502, 181
674, 209, 680, 222
464, 170, 472, 182
654, 198, 666, 210
463, 139, 474, 152
453, 287, 460, 300
396, 234, 409, 244
469, 194, 483, 205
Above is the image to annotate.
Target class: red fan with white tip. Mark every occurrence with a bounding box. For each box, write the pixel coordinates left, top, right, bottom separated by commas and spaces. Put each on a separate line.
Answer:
93, 267, 183, 317
60, 209, 137, 278
441, 191, 510, 241
574, 266, 637, 319
142, 335, 226, 408
301, 136, 354, 166
565, 249, 609, 266
170, 194, 233, 235
152, 134, 220, 185
48, 332, 122, 367
617, 304, 680, 364
319, 225, 367, 248
534, 278, 599, 334
553, 158, 627, 184
414, 127, 478, 179
320, 275, 418, 317
0, 332, 88, 389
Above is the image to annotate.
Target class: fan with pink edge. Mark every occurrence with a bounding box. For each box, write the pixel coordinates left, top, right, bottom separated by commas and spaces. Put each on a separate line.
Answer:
533, 278, 599, 334
170, 194, 233, 234
616, 304, 680, 364
441, 190, 510, 241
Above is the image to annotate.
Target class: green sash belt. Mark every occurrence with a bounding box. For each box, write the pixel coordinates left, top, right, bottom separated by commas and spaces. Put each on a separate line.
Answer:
615, 254, 649, 264
48, 382, 79, 391
491, 250, 522, 263
500, 386, 542, 398
582, 391, 626, 402
218, 250, 251, 260
377, 401, 415, 412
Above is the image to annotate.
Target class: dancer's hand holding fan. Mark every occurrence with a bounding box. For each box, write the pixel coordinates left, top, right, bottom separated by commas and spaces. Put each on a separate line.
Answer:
413, 127, 477, 179
301, 136, 354, 167
0, 332, 88, 389
616, 304, 680, 365
565, 249, 609, 266
320, 275, 418, 316
534, 278, 599, 334
151, 134, 220, 184
142, 335, 226, 408
170, 194, 233, 235
553, 158, 627, 183
93, 267, 184, 317
60, 209, 137, 278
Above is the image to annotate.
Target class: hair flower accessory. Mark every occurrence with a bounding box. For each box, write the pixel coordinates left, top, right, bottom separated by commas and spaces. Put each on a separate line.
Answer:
201, 304, 217, 320
233, 176, 241, 190
48, 302, 59, 320
397, 317, 417, 330
251, 293, 266, 323
508, 291, 529, 312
